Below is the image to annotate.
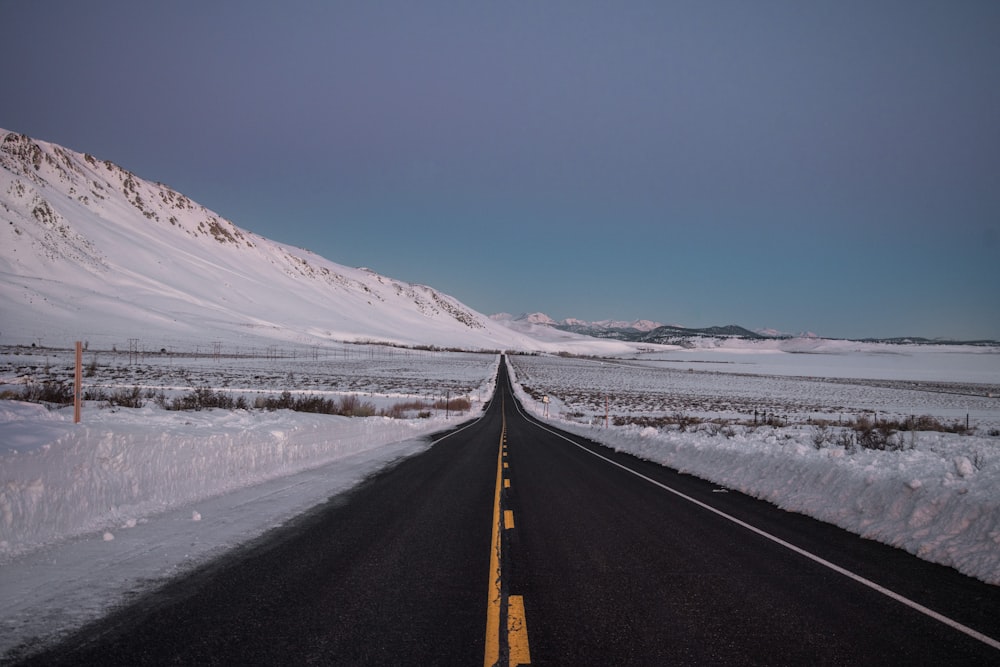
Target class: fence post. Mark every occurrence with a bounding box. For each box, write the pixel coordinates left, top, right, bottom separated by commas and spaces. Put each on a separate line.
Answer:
74, 341, 82, 423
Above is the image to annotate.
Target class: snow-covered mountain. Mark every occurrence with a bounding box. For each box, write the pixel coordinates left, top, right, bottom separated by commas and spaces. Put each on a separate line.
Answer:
565, 315, 666, 331
755, 327, 820, 339
590, 318, 664, 332
495, 313, 766, 344
0, 130, 588, 353
496, 313, 665, 332
514, 312, 559, 326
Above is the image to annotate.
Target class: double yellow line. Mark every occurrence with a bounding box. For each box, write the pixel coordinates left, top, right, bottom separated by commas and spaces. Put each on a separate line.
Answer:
485, 398, 530, 667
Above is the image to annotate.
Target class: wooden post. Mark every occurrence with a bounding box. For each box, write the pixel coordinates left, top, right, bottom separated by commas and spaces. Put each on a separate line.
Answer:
74, 341, 82, 424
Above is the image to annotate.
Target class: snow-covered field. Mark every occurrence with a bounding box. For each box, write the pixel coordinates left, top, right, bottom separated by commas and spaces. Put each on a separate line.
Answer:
2, 342, 498, 403
0, 344, 500, 554
507, 348, 1000, 587
1, 344, 999, 660
510, 346, 1000, 428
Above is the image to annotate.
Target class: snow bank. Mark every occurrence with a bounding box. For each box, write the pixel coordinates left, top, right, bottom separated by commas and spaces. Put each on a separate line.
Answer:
0, 401, 458, 557
508, 362, 1000, 585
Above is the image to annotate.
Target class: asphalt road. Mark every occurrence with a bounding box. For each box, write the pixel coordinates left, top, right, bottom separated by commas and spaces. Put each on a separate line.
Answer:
24, 359, 1000, 665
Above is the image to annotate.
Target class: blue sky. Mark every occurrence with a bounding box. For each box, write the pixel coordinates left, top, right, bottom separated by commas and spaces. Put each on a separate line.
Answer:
2, 1, 998, 339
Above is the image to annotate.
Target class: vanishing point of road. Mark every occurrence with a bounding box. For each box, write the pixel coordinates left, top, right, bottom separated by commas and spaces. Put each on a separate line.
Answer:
24, 359, 1000, 665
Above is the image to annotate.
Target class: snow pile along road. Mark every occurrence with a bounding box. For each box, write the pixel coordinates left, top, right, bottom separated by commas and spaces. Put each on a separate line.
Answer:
0, 401, 460, 558
507, 360, 1000, 586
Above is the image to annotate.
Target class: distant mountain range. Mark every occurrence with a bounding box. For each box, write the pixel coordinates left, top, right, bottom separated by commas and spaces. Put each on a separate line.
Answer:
492, 312, 665, 332
491, 313, 770, 347
491, 313, 999, 348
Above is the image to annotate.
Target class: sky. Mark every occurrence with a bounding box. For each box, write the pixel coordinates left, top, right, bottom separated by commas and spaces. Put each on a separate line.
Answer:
2, 1, 998, 339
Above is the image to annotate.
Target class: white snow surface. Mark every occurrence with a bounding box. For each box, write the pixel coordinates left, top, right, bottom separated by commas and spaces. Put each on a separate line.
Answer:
0, 402, 452, 555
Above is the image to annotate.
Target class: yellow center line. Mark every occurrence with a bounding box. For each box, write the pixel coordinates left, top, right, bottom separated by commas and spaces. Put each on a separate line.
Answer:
485, 390, 531, 666
484, 410, 505, 666
508, 596, 531, 666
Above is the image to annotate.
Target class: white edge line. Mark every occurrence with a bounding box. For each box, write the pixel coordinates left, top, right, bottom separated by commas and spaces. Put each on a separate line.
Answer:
512, 397, 1000, 652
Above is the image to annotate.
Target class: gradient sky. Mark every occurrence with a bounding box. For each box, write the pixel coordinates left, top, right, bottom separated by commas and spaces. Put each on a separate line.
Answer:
2, 1, 998, 339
